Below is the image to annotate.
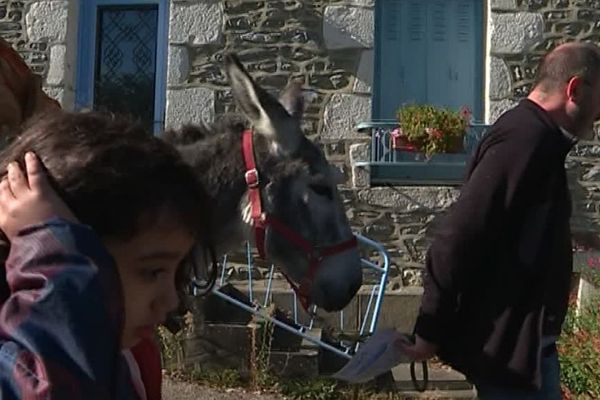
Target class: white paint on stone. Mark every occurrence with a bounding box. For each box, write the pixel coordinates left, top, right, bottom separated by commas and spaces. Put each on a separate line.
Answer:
322, 94, 371, 139
349, 143, 370, 164
354, 49, 373, 93
46, 44, 66, 85
349, 143, 371, 188
576, 277, 600, 317
26, 1, 68, 43
323, 6, 373, 49
489, 57, 511, 100
357, 187, 460, 210
341, 0, 375, 5
43, 86, 64, 105
170, 2, 223, 45
490, 12, 544, 54
489, 98, 519, 123
167, 45, 190, 85
351, 165, 370, 188
166, 87, 215, 129
490, 0, 518, 10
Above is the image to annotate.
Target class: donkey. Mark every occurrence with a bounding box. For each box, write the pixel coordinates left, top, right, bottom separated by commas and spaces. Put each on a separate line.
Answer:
166, 54, 362, 312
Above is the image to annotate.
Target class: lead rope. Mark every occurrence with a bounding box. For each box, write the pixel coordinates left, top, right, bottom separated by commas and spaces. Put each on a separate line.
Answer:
409, 327, 429, 392
410, 359, 429, 392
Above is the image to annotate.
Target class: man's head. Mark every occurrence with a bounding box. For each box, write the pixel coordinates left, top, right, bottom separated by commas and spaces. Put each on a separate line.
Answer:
0, 111, 213, 348
530, 42, 600, 139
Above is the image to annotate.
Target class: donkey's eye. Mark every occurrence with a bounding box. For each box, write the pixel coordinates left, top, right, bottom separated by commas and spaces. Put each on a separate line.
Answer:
310, 184, 333, 199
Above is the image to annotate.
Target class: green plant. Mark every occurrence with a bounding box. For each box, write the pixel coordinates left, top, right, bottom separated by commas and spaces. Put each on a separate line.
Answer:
189, 366, 242, 388
157, 312, 197, 370
249, 316, 276, 390
559, 297, 600, 399
278, 377, 341, 400
395, 104, 471, 157
157, 325, 185, 369
578, 252, 600, 288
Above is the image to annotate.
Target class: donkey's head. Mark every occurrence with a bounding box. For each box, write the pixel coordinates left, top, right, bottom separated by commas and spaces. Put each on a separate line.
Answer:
225, 54, 362, 311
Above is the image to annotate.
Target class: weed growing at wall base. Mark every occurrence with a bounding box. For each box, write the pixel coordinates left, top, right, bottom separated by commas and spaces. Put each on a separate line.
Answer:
559, 298, 600, 400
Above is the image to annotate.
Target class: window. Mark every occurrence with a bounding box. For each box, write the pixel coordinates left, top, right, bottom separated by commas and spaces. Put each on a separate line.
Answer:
364, 0, 486, 186
75, 0, 168, 133
373, 0, 484, 119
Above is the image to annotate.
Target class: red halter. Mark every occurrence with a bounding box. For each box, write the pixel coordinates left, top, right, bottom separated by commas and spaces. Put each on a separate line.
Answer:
241, 129, 357, 310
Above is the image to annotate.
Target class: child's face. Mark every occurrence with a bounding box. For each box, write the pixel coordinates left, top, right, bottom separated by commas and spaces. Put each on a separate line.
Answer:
104, 215, 194, 349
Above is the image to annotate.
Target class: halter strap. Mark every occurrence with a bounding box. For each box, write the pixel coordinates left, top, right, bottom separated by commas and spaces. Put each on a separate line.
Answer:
241, 128, 357, 310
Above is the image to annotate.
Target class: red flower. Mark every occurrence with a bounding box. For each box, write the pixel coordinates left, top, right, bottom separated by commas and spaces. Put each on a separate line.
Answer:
430, 128, 444, 139
459, 106, 472, 121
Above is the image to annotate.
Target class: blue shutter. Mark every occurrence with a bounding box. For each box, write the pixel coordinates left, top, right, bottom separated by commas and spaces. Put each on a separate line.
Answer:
374, 0, 483, 120
426, 0, 452, 109
375, 0, 403, 119
448, 0, 473, 113
374, 0, 428, 119
452, 0, 483, 119
401, 1, 428, 107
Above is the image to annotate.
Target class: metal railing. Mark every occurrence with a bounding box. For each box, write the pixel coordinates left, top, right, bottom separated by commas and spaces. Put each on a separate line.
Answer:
194, 233, 391, 360
357, 121, 491, 164
355, 121, 492, 185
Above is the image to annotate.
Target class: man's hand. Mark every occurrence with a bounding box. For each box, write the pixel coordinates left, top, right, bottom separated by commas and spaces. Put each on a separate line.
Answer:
396, 334, 438, 362
0, 152, 76, 241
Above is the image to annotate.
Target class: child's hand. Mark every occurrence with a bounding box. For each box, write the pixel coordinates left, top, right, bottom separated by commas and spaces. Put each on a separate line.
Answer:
0, 152, 76, 241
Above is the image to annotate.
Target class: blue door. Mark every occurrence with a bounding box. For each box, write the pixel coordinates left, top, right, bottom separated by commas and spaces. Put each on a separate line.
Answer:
75, 0, 168, 134
373, 0, 483, 120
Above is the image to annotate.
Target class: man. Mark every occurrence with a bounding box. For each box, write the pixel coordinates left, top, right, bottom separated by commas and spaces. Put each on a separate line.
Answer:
398, 42, 600, 399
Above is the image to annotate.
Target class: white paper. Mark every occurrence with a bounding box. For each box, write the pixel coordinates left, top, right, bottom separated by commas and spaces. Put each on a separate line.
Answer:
332, 329, 412, 384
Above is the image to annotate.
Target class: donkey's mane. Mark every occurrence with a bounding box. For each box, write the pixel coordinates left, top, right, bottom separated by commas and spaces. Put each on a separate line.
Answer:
163, 113, 247, 146
163, 114, 314, 194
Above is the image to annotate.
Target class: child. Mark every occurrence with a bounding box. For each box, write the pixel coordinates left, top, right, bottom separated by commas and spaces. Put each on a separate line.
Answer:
0, 111, 214, 399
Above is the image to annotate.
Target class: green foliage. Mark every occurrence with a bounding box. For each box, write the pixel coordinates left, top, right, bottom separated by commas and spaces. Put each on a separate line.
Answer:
157, 325, 184, 369
250, 318, 277, 389
559, 298, 600, 400
396, 104, 471, 156
190, 366, 243, 389
277, 377, 341, 400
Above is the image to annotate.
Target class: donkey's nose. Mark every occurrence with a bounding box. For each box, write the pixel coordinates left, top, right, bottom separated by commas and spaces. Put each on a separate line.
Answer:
349, 278, 362, 298
318, 278, 362, 312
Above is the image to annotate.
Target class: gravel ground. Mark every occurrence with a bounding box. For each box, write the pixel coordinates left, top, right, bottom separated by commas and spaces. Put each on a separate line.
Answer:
162, 378, 286, 400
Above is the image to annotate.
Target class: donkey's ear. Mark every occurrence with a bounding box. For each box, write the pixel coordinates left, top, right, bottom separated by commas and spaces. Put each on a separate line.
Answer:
224, 53, 266, 122
279, 82, 304, 119
224, 53, 302, 154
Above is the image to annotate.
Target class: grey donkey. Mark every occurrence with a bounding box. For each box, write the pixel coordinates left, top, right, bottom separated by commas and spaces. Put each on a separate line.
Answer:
166, 54, 362, 312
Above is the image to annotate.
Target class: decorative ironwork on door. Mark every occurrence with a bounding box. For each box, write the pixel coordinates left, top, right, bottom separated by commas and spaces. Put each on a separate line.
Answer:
94, 5, 158, 130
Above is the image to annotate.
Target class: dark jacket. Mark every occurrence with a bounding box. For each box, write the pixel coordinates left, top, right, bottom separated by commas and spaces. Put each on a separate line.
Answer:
0, 219, 140, 399
414, 99, 576, 389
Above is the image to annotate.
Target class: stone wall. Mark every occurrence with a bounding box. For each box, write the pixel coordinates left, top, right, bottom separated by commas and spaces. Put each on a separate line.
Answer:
0, 0, 74, 106
165, 0, 373, 150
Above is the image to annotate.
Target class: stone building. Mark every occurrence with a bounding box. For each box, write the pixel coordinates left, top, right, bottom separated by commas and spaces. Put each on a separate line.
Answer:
2, 0, 600, 298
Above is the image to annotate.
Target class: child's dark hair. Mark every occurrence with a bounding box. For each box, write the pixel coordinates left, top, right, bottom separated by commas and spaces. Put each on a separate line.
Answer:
0, 111, 216, 323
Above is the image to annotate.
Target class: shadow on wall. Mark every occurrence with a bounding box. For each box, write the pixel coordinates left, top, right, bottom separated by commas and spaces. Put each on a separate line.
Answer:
568, 140, 600, 251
